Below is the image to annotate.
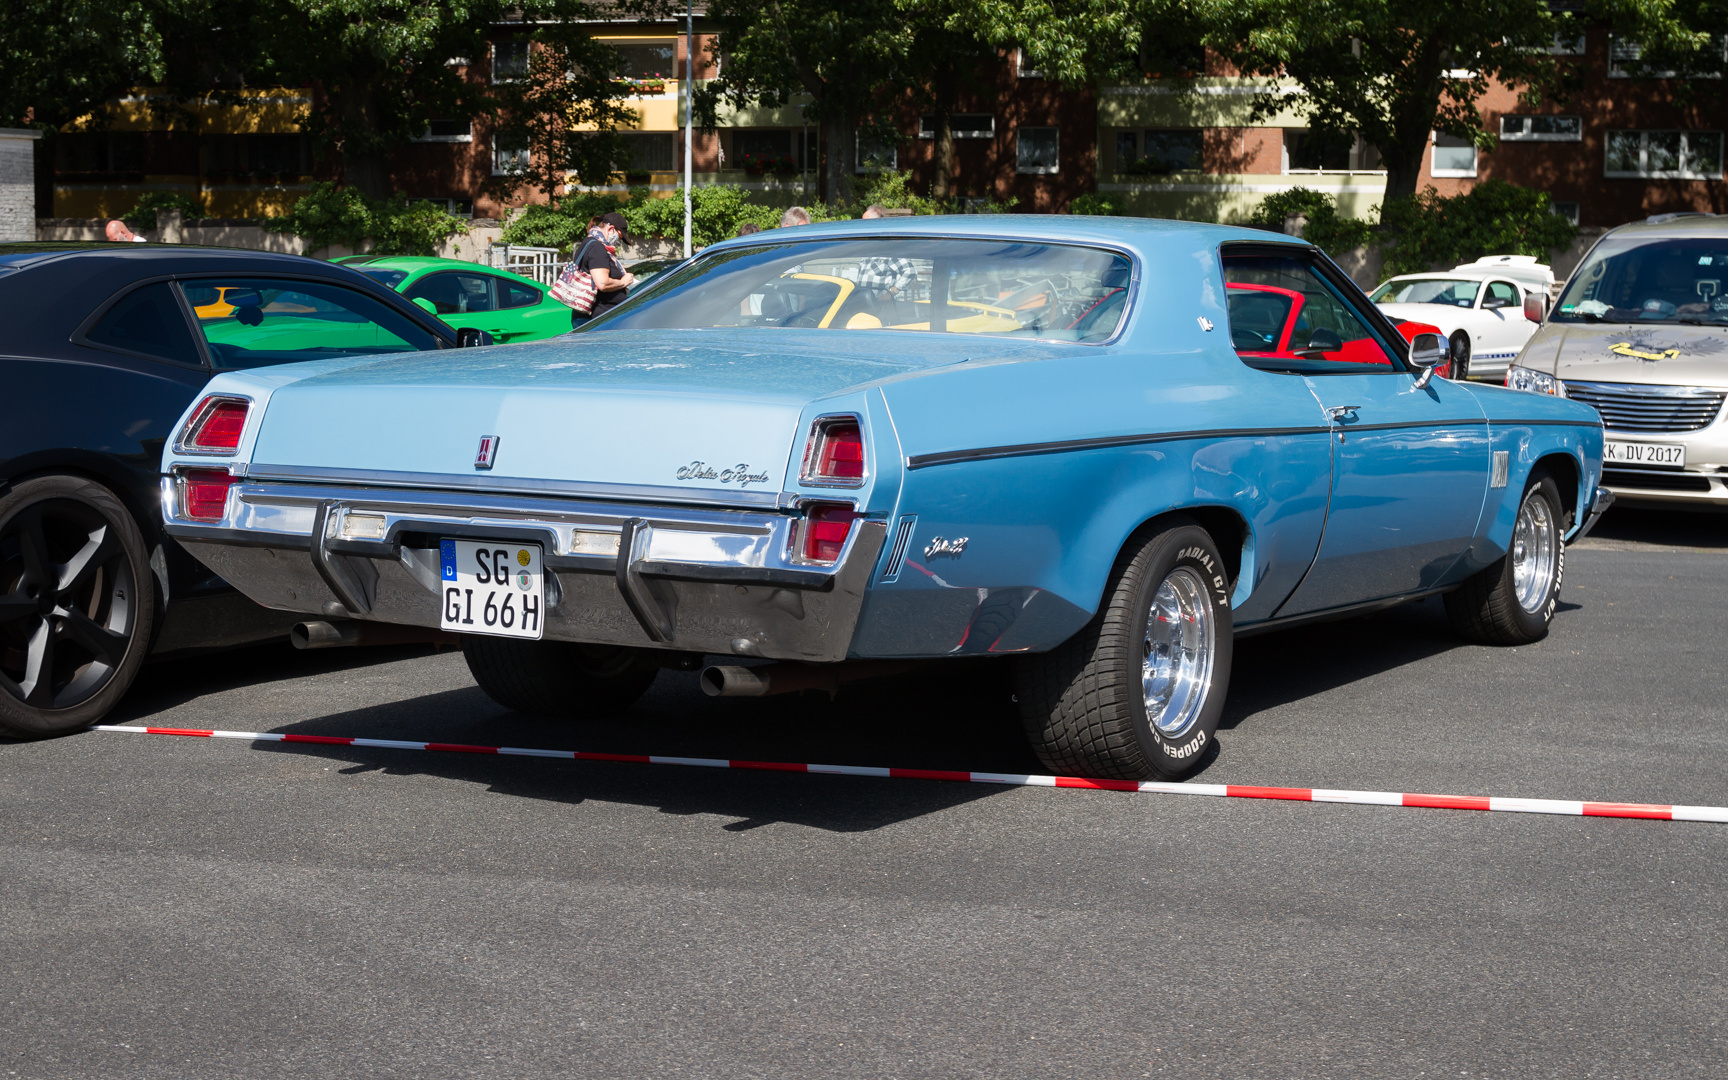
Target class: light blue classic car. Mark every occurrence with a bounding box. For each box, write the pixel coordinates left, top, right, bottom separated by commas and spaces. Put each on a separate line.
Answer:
160, 217, 1609, 780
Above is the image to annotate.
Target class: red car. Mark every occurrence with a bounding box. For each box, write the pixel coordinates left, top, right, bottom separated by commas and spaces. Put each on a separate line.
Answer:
1226, 283, 1453, 378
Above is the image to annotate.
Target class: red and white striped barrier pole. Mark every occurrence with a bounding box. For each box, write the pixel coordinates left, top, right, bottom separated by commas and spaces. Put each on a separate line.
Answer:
91, 725, 1728, 824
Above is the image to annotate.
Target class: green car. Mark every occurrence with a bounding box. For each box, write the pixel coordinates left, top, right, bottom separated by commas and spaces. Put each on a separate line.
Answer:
336, 255, 573, 343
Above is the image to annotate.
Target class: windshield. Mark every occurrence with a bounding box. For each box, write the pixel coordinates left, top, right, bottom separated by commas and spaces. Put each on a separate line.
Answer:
1369, 278, 1480, 306
1553, 236, 1728, 324
581, 238, 1133, 342
354, 268, 409, 290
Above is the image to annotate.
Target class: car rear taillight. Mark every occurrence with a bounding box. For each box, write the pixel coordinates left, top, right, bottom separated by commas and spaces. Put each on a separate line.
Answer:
800, 417, 865, 485
800, 503, 859, 563
181, 396, 250, 453
182, 469, 236, 521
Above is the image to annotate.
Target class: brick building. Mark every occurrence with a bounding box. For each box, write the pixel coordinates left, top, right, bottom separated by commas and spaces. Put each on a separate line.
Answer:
40, 19, 1728, 231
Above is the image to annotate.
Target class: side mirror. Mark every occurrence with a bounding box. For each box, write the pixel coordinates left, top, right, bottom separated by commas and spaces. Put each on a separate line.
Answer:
1294, 327, 1343, 358
1524, 293, 1544, 324
412, 297, 438, 316
1409, 331, 1445, 389
456, 328, 494, 348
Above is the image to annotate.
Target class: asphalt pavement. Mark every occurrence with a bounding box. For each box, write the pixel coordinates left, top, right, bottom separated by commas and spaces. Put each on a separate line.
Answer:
3, 506, 1725, 1078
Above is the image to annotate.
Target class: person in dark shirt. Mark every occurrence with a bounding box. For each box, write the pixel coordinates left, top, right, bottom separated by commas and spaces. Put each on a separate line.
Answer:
571, 212, 635, 327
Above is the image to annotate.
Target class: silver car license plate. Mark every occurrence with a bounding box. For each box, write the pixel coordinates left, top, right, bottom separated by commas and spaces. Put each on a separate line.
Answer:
439, 539, 545, 639
1604, 440, 1685, 468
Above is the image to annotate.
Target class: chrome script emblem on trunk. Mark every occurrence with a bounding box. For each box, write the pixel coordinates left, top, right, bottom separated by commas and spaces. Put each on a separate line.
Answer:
475, 435, 501, 470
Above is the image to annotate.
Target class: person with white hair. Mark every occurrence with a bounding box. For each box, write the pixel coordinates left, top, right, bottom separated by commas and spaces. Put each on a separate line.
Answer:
779, 206, 811, 228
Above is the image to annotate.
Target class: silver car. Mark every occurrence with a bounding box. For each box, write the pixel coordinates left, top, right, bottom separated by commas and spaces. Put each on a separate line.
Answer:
1506, 214, 1728, 507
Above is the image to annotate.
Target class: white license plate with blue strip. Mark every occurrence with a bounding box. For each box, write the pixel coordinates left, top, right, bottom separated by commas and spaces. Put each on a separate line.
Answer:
439, 539, 545, 639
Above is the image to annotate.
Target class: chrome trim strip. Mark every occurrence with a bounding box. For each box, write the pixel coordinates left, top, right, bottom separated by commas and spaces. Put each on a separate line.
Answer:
246, 462, 798, 509
905, 425, 1331, 470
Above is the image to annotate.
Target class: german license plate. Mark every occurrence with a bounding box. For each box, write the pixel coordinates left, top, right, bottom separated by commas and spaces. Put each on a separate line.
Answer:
439, 539, 544, 639
1604, 440, 1685, 468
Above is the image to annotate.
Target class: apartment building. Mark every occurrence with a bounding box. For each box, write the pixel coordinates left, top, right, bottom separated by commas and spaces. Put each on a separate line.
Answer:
44, 20, 1726, 229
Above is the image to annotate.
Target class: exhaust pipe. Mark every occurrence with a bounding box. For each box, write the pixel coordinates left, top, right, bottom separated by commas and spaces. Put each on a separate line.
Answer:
291, 620, 459, 650
699, 660, 917, 698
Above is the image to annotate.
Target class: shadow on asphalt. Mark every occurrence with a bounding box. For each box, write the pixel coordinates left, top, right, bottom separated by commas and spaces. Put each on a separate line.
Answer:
1587, 505, 1728, 549
253, 661, 1028, 832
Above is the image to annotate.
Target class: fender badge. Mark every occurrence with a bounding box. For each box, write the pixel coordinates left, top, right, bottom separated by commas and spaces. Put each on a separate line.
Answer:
924, 536, 968, 559
1197, 316, 1214, 332
475, 435, 501, 469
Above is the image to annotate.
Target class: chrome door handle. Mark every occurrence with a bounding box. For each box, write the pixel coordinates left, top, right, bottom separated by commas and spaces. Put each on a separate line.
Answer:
1327, 405, 1361, 421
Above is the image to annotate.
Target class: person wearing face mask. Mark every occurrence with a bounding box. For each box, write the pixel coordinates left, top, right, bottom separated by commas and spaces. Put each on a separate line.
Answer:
571, 211, 636, 326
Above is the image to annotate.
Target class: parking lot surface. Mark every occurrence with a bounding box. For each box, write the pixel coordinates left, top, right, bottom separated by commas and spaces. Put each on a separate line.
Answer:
3, 508, 1725, 1079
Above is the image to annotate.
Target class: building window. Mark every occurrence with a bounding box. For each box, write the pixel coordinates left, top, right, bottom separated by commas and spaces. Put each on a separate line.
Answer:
492, 134, 529, 175
1500, 115, 1582, 142
1016, 127, 1059, 174
732, 129, 810, 174
1550, 201, 1580, 225
54, 132, 146, 176
1117, 129, 1201, 174
414, 197, 474, 217
1431, 133, 1478, 177
917, 114, 994, 140
621, 132, 675, 172
413, 119, 474, 143
1610, 35, 1726, 78
201, 134, 310, 182
611, 39, 675, 91
856, 132, 897, 173
1605, 130, 1724, 179
1284, 129, 1381, 172
1547, 33, 1586, 55
491, 41, 530, 83
1016, 48, 1042, 78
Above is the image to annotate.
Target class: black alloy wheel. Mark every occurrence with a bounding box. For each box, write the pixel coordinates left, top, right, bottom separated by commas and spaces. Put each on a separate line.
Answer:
0, 475, 155, 737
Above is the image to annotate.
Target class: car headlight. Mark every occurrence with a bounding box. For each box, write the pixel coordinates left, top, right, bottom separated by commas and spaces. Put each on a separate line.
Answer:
1505, 365, 1564, 396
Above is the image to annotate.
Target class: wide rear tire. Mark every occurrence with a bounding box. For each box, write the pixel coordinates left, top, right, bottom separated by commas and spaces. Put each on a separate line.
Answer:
1445, 472, 1565, 645
462, 637, 658, 718
0, 475, 156, 738
1016, 519, 1233, 780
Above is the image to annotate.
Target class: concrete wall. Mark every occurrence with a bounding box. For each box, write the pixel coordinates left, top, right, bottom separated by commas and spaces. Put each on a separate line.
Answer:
0, 128, 42, 242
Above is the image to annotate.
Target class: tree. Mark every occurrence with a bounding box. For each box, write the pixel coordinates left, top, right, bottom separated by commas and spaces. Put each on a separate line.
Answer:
1205, 0, 1574, 212
695, 0, 906, 203
0, 0, 172, 212
891, 0, 995, 199
167, 0, 636, 201
484, 36, 640, 207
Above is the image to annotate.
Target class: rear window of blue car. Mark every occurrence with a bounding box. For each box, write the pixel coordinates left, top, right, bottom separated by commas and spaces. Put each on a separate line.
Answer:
580, 239, 1133, 343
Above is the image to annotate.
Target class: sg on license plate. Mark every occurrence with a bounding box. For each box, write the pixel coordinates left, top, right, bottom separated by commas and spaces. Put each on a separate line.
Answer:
1604, 440, 1685, 468
439, 539, 544, 639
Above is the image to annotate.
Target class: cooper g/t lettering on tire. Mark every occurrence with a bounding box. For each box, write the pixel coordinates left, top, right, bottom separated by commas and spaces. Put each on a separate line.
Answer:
1015, 518, 1234, 781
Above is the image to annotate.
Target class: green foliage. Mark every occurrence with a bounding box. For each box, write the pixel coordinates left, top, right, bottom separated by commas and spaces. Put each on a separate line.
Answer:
122, 191, 205, 230
623, 187, 842, 248
1244, 187, 1374, 257
1070, 194, 1120, 216
266, 182, 467, 257
1377, 180, 1577, 276
500, 192, 643, 252
0, 0, 167, 129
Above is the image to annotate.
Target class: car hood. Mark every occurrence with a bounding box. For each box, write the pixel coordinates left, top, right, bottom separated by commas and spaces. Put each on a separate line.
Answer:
1375, 302, 1466, 327
245, 328, 1039, 494
1521, 323, 1728, 387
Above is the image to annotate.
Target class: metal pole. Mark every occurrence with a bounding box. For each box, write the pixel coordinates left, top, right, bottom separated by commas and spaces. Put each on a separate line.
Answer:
683, 0, 694, 259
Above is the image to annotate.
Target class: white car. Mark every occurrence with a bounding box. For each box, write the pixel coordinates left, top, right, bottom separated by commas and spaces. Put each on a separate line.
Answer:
1368, 256, 1553, 381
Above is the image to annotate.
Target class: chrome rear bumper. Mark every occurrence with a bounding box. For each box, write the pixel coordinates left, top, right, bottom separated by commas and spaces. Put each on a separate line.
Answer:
162, 477, 886, 663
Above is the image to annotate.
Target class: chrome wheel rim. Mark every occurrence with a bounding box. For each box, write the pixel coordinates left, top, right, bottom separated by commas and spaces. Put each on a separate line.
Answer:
0, 499, 136, 711
1142, 566, 1215, 738
1511, 489, 1558, 614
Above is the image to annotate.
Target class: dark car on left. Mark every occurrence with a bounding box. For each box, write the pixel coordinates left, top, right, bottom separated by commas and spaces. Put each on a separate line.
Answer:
0, 241, 491, 739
